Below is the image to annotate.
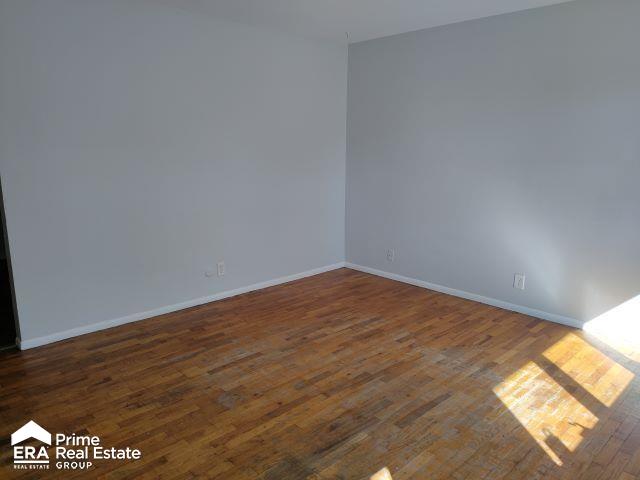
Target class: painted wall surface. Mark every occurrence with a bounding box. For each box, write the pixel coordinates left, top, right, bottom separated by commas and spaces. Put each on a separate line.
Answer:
0, 0, 347, 342
346, 0, 640, 325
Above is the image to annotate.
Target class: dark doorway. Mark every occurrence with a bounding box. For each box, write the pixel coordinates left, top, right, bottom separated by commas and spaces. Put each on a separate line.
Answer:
0, 183, 17, 350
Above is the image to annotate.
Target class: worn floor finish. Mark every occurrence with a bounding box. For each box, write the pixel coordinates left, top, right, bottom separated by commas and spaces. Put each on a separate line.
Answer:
1, 268, 639, 479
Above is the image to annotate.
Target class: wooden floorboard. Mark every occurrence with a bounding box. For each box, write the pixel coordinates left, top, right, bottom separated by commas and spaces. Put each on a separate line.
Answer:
1, 268, 638, 479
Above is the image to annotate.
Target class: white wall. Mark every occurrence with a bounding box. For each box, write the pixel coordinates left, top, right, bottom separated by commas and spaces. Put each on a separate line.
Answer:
3, 0, 638, 346
346, 0, 640, 326
0, 0, 347, 344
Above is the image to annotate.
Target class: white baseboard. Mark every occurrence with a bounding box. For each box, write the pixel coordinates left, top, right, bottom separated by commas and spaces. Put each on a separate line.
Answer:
345, 263, 582, 329
18, 262, 346, 350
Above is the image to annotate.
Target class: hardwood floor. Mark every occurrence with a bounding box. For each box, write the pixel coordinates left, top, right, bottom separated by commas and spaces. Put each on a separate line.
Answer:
1, 268, 638, 479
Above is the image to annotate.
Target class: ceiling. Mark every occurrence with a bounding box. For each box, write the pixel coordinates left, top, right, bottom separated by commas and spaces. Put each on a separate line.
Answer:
151, 0, 579, 43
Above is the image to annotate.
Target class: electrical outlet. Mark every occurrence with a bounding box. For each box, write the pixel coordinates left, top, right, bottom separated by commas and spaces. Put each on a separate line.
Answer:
387, 249, 395, 262
217, 261, 226, 277
514, 273, 526, 290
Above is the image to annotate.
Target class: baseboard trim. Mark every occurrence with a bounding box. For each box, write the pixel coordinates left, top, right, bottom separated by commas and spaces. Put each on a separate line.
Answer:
18, 262, 346, 350
345, 263, 582, 329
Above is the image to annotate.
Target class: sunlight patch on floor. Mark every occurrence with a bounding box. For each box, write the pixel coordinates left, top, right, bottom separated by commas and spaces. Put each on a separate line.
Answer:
493, 360, 598, 465
542, 332, 635, 407
493, 331, 635, 465
370, 467, 393, 480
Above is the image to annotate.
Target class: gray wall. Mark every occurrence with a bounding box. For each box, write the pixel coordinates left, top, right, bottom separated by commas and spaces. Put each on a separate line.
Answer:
347, 0, 640, 326
0, 0, 347, 343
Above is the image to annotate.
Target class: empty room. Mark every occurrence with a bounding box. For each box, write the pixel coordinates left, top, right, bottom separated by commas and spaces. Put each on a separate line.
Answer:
1, 0, 639, 478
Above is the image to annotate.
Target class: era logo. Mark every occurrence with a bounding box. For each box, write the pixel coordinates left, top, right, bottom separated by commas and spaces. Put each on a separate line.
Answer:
11, 420, 51, 468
